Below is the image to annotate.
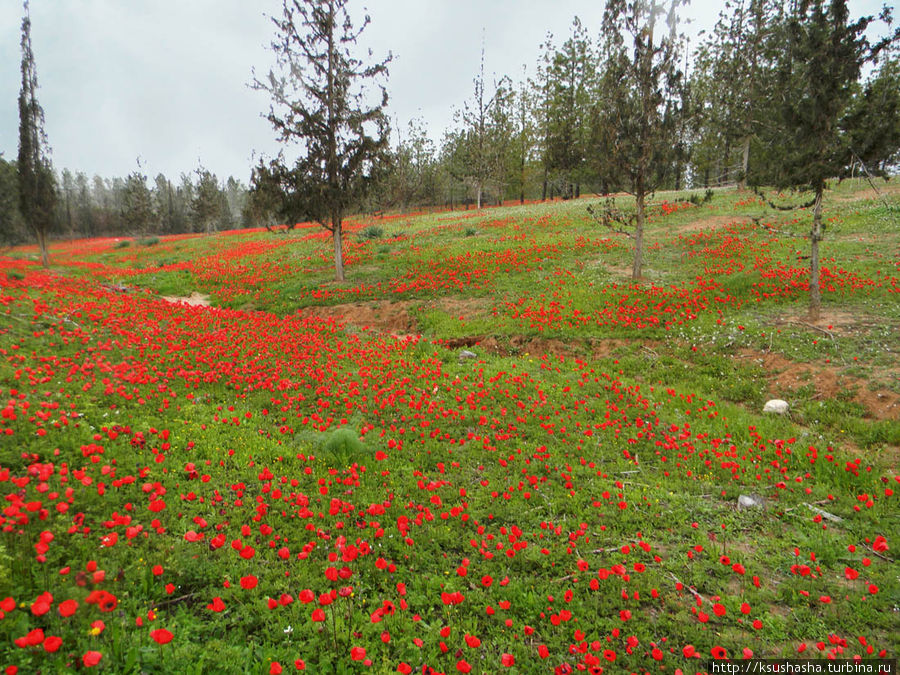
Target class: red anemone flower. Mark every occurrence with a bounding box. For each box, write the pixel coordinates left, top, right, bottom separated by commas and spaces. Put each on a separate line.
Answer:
150, 628, 174, 645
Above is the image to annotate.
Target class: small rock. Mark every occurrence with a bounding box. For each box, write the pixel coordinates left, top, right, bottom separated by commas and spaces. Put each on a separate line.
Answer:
763, 399, 789, 415
459, 350, 477, 360
737, 494, 765, 510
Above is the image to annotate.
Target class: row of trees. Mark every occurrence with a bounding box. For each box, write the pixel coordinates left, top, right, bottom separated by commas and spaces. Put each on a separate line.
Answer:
0, 158, 251, 245
246, 0, 898, 322
372, 0, 900, 213
7, 0, 900, 311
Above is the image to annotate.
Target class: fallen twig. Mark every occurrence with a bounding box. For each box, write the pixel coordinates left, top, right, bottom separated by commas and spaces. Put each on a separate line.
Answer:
787, 321, 835, 340
804, 503, 843, 523
668, 572, 705, 604
863, 544, 895, 563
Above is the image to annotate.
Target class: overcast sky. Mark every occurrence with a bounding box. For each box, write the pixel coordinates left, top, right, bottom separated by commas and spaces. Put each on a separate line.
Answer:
0, 0, 888, 184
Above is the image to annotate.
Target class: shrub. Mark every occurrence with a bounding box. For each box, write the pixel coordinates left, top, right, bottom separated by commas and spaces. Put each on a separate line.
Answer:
358, 225, 383, 240
319, 427, 366, 466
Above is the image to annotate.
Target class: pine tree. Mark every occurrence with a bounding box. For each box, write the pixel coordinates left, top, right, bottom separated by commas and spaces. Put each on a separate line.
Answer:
760, 0, 898, 320
17, 0, 57, 268
0, 155, 25, 246
122, 167, 154, 234
842, 55, 900, 175
251, 0, 391, 281
689, 0, 780, 188
538, 18, 595, 200
452, 45, 511, 209
592, 0, 687, 280
192, 166, 222, 236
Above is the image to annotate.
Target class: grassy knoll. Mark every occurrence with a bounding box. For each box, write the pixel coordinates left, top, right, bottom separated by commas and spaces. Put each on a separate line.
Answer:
1, 182, 898, 673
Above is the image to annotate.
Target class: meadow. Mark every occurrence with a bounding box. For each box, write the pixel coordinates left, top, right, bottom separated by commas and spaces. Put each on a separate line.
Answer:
0, 182, 898, 673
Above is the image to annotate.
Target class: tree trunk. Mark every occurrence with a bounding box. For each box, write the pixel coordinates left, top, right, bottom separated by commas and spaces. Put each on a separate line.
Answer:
738, 136, 751, 190
721, 140, 731, 185
808, 187, 823, 321
541, 167, 548, 201
632, 190, 645, 280
476, 183, 482, 209
37, 228, 49, 268
333, 218, 345, 282
520, 154, 526, 204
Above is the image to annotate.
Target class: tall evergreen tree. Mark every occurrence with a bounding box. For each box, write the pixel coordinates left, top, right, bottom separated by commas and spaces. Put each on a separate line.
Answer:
0, 155, 25, 246
192, 166, 222, 236
689, 0, 780, 188
17, 0, 57, 267
842, 54, 900, 175
538, 18, 595, 200
251, 0, 391, 281
592, 0, 687, 279
121, 167, 154, 234
510, 69, 538, 204
760, 0, 898, 320
153, 173, 178, 234
451, 46, 511, 209
73, 171, 95, 237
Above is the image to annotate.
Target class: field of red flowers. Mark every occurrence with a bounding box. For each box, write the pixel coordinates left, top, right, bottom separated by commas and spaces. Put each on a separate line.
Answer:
1, 186, 898, 673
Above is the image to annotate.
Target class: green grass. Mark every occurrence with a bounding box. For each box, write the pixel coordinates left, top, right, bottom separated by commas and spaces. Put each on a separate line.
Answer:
1, 183, 898, 673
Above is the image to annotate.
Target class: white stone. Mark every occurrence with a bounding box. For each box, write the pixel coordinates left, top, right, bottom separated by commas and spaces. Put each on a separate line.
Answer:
738, 494, 765, 510
762, 399, 789, 415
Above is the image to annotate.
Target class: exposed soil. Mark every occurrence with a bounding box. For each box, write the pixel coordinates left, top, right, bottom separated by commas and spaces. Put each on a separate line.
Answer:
161, 292, 211, 307
736, 348, 899, 421
833, 181, 900, 202
774, 308, 876, 338
298, 297, 492, 337
299, 300, 419, 334
674, 215, 750, 235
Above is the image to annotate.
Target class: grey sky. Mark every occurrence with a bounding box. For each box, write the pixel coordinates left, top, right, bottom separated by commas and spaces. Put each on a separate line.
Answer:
0, 0, 888, 184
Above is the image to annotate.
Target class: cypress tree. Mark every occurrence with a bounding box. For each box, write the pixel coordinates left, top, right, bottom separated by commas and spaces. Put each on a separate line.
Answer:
17, 0, 57, 268
761, 0, 898, 320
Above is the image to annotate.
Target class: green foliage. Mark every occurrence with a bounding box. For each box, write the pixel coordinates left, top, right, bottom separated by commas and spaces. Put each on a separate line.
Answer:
764, 0, 889, 192
0, 155, 25, 245
318, 427, 367, 467
593, 0, 688, 196
444, 48, 513, 209
842, 55, 900, 174
192, 166, 224, 236
358, 225, 384, 240
689, 0, 781, 187
122, 169, 155, 234
251, 0, 392, 281
17, 1, 57, 267
536, 17, 595, 199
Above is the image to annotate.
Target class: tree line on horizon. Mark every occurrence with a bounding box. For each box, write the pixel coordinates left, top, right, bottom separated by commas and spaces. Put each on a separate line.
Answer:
2, 0, 899, 263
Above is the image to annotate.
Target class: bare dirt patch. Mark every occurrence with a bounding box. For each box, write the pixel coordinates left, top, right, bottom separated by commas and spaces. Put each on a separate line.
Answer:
437, 335, 575, 361
161, 292, 210, 307
773, 309, 871, 338
832, 181, 900, 202
298, 297, 493, 337
736, 348, 899, 421
674, 215, 750, 235
299, 300, 418, 335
